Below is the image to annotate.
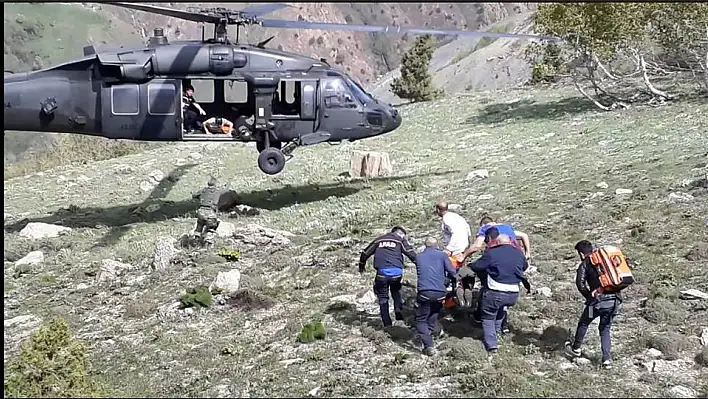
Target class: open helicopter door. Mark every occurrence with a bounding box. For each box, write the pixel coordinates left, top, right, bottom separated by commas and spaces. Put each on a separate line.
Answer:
101, 79, 181, 141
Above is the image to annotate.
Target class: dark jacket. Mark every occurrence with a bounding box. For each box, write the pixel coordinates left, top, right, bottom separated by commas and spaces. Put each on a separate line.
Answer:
470, 244, 528, 287
576, 257, 622, 305
359, 232, 417, 276
415, 247, 457, 293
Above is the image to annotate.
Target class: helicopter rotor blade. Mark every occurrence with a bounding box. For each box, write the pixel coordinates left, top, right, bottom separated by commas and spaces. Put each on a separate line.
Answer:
106, 2, 221, 24
240, 3, 292, 17
259, 19, 560, 42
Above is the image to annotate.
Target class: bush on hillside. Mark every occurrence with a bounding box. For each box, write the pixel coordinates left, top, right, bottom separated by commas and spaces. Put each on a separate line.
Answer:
4, 135, 153, 180
3, 317, 106, 398
527, 3, 708, 109
390, 34, 443, 102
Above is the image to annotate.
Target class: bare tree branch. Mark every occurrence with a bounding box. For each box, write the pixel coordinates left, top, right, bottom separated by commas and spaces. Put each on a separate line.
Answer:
639, 54, 674, 100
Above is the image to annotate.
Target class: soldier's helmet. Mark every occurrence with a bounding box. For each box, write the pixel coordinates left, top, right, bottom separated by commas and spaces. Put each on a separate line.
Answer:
207, 176, 217, 186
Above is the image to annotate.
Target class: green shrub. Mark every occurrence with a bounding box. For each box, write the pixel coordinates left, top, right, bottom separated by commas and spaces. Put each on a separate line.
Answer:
297, 321, 327, 343
179, 285, 213, 308
3, 317, 106, 398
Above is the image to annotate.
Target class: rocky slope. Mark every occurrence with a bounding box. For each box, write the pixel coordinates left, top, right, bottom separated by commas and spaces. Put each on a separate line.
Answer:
4, 85, 707, 397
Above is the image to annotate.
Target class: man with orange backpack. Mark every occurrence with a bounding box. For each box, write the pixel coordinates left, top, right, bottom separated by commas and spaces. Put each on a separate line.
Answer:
565, 240, 634, 370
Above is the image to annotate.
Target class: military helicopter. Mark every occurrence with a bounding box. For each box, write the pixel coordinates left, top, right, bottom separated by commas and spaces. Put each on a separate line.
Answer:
3, 2, 556, 175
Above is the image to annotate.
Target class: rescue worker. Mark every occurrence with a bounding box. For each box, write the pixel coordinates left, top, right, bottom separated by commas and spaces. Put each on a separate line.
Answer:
191, 176, 220, 246
414, 237, 458, 356
469, 226, 528, 354
466, 227, 531, 330
358, 226, 418, 327
565, 240, 623, 370
202, 116, 235, 136
433, 201, 473, 308
183, 85, 207, 133
462, 215, 532, 260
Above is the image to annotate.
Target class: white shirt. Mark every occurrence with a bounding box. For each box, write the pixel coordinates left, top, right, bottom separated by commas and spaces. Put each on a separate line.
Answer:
487, 275, 521, 293
441, 211, 472, 255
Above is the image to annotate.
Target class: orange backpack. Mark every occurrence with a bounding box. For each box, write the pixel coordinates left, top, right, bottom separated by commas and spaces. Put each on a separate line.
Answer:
589, 245, 634, 292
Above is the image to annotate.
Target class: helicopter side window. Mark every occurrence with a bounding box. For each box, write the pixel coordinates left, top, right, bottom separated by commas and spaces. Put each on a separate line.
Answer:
323, 79, 357, 109
188, 79, 214, 103
272, 80, 302, 116
111, 85, 139, 116
147, 83, 177, 116
224, 80, 248, 104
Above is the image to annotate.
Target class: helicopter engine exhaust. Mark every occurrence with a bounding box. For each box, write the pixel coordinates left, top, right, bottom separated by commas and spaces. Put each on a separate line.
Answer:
104, 44, 249, 82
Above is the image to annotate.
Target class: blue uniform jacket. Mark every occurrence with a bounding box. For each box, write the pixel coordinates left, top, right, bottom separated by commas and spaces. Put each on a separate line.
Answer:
470, 244, 528, 286
415, 247, 458, 293
359, 232, 417, 277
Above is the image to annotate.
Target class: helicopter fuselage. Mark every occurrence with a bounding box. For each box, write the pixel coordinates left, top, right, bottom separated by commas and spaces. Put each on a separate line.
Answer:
3, 35, 402, 174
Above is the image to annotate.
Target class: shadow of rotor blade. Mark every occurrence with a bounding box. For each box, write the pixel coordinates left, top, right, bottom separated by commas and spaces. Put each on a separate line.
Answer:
146, 163, 198, 201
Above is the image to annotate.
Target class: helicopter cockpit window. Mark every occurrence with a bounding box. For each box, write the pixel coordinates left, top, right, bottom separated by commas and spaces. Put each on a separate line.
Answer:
323, 78, 357, 109
345, 77, 372, 107
224, 80, 248, 104
111, 84, 139, 116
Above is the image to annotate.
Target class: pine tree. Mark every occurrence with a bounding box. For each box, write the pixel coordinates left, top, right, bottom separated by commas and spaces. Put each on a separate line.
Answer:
390, 34, 442, 102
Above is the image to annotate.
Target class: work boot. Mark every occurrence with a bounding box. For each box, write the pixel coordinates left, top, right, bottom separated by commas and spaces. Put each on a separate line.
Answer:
395, 312, 404, 321
564, 341, 581, 358
602, 359, 613, 370
423, 347, 437, 357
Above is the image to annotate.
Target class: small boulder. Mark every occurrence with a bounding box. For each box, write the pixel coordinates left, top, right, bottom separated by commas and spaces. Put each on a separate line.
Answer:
188, 152, 203, 161
216, 221, 236, 238
356, 291, 377, 304
211, 269, 241, 294
15, 250, 44, 266
646, 348, 663, 358
448, 203, 463, 212
701, 327, 708, 347
667, 192, 694, 203
19, 222, 72, 240
466, 169, 489, 180
97, 259, 133, 283
615, 188, 633, 197
139, 181, 154, 192
668, 386, 697, 398
149, 169, 165, 183
230, 204, 260, 217
596, 181, 609, 189
478, 194, 494, 201
535, 287, 553, 298
151, 237, 178, 271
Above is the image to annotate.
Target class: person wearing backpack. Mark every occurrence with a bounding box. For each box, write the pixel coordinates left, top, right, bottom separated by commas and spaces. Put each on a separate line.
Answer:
565, 240, 634, 370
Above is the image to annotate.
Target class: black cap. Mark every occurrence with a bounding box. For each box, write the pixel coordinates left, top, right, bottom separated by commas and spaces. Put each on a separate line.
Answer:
391, 226, 407, 235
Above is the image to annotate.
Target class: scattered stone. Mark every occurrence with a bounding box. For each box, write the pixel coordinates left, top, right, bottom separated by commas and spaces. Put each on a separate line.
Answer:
357, 291, 377, 305
76, 283, 89, 290
700, 327, 708, 347
15, 250, 44, 266
97, 259, 133, 284
211, 269, 241, 294
138, 181, 153, 193
615, 188, 633, 197
465, 169, 489, 180
668, 385, 697, 398
535, 287, 552, 298
149, 169, 165, 183
350, 150, 392, 178
667, 192, 694, 203
679, 289, 708, 300
215, 221, 236, 238
573, 357, 591, 366
115, 164, 134, 174
234, 223, 293, 246
230, 204, 260, 216
477, 194, 494, 201
188, 152, 203, 161
4, 212, 12, 221
19, 222, 72, 239
447, 203, 463, 212
145, 203, 161, 213
326, 237, 353, 246
596, 181, 609, 189
152, 237, 178, 271
76, 175, 90, 184
646, 348, 663, 358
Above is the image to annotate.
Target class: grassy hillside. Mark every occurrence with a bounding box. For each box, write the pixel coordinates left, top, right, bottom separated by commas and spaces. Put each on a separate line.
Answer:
4, 86, 707, 397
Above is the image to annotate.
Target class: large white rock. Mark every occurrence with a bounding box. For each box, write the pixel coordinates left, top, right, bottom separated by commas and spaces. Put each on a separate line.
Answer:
211, 269, 241, 294
216, 221, 236, 238
97, 259, 133, 283
466, 169, 489, 180
19, 222, 72, 239
15, 250, 44, 266
151, 237, 178, 271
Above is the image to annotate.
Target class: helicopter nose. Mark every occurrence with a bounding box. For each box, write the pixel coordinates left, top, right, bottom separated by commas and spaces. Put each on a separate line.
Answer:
384, 105, 402, 133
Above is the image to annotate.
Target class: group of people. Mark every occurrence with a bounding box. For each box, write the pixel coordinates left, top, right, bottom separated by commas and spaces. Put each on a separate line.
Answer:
182, 85, 235, 136
358, 201, 625, 369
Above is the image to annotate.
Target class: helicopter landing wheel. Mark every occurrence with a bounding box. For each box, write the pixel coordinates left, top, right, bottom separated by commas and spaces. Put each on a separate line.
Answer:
257, 147, 286, 175
256, 140, 281, 153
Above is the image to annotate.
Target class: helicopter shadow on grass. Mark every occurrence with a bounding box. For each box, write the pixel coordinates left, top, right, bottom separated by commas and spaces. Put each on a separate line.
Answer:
464, 96, 603, 126
4, 169, 459, 247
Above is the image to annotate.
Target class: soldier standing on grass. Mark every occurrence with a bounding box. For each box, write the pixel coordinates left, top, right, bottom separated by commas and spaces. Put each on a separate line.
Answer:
191, 176, 220, 246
